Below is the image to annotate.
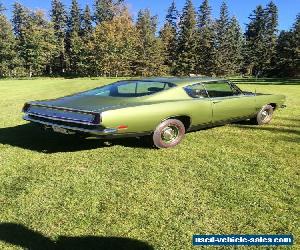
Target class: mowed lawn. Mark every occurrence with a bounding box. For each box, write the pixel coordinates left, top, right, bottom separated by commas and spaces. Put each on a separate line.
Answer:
0, 77, 299, 250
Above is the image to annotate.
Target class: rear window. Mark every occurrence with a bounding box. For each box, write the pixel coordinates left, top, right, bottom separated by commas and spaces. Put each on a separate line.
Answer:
81, 81, 176, 97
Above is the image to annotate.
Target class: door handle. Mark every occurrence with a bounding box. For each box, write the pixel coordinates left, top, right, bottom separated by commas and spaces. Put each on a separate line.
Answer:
213, 101, 222, 104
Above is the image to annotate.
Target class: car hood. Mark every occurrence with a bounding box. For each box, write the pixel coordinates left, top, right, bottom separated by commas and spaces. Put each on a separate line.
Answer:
30, 94, 146, 112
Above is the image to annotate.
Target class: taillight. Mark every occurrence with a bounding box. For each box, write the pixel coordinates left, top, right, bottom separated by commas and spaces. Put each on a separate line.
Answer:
22, 103, 31, 113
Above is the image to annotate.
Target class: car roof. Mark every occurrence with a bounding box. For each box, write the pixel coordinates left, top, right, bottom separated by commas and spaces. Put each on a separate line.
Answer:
137, 77, 226, 87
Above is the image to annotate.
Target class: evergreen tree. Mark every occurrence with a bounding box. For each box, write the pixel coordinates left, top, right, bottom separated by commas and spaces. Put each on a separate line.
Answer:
215, 2, 231, 76
50, 0, 67, 73
0, 4, 17, 77
12, 2, 29, 38
264, 1, 278, 72
176, 0, 197, 75
93, 9, 137, 76
227, 16, 244, 75
67, 0, 82, 74
81, 5, 93, 37
196, 0, 215, 75
77, 5, 94, 76
166, 0, 179, 30
275, 14, 300, 76
160, 0, 179, 74
0, 2, 5, 13
245, 5, 267, 76
94, 0, 124, 24
135, 9, 166, 76
68, 0, 81, 34
290, 14, 300, 76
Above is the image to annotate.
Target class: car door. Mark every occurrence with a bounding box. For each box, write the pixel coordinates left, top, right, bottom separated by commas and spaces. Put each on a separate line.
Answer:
183, 83, 213, 128
203, 81, 256, 124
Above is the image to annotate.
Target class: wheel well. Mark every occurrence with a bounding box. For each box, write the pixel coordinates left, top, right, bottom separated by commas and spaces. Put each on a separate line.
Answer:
269, 103, 277, 110
168, 116, 191, 130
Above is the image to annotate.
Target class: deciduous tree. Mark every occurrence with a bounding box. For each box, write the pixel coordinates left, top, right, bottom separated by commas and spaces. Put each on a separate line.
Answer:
0, 4, 18, 76
135, 9, 166, 76
93, 9, 137, 76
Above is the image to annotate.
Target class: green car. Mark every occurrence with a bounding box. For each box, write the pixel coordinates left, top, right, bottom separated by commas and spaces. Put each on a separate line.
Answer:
22, 77, 286, 148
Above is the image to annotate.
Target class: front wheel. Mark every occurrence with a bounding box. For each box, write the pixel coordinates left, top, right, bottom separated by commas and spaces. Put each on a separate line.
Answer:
152, 119, 185, 148
252, 104, 274, 125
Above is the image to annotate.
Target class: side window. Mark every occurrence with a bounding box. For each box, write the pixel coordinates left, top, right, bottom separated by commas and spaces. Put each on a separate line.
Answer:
136, 82, 172, 94
184, 84, 208, 98
117, 82, 137, 94
204, 81, 238, 98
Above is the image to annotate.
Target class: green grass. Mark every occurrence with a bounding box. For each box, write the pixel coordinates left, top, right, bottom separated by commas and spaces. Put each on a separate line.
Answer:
0, 77, 299, 250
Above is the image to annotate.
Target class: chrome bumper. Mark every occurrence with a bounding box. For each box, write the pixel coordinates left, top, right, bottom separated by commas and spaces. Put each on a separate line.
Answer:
23, 115, 117, 135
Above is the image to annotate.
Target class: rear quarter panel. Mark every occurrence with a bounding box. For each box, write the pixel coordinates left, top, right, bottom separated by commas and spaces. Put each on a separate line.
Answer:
255, 94, 286, 110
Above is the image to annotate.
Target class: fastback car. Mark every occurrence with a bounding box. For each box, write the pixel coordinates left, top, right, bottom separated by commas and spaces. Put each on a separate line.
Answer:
22, 77, 286, 148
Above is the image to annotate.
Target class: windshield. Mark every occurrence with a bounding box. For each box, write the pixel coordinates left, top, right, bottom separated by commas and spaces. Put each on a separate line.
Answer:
80, 80, 176, 98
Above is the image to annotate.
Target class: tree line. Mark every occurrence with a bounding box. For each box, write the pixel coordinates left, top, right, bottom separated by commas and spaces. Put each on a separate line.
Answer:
0, 0, 299, 78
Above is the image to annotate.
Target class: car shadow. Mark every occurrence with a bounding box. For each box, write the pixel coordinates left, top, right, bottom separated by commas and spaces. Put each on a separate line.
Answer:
0, 124, 152, 153
231, 124, 300, 141
0, 222, 153, 250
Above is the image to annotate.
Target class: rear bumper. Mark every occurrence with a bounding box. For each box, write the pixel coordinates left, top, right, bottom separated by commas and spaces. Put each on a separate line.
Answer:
23, 114, 117, 136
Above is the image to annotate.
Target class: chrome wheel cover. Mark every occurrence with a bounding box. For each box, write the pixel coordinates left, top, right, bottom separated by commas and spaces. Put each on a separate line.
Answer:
261, 109, 270, 122
161, 125, 179, 143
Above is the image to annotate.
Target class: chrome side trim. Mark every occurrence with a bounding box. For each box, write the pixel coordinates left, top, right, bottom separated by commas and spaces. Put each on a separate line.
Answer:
23, 115, 117, 135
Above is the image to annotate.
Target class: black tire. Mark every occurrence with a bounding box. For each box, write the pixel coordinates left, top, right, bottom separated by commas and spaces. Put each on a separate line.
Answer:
252, 104, 274, 125
152, 119, 185, 148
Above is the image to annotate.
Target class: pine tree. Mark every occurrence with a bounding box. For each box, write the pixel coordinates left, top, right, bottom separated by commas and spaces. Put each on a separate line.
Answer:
275, 14, 300, 76
81, 5, 93, 37
264, 1, 278, 72
176, 0, 197, 75
67, 0, 82, 74
135, 9, 166, 76
196, 0, 215, 75
50, 0, 67, 73
94, 0, 124, 24
68, 0, 81, 34
245, 5, 267, 76
290, 14, 300, 76
12, 2, 29, 38
93, 9, 137, 76
166, 0, 179, 30
0, 4, 17, 77
0, 2, 5, 13
79, 5, 94, 76
215, 2, 231, 76
227, 16, 244, 75
160, 0, 179, 74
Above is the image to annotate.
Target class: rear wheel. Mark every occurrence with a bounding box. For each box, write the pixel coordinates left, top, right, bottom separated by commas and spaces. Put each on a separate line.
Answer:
252, 104, 274, 125
152, 119, 185, 148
